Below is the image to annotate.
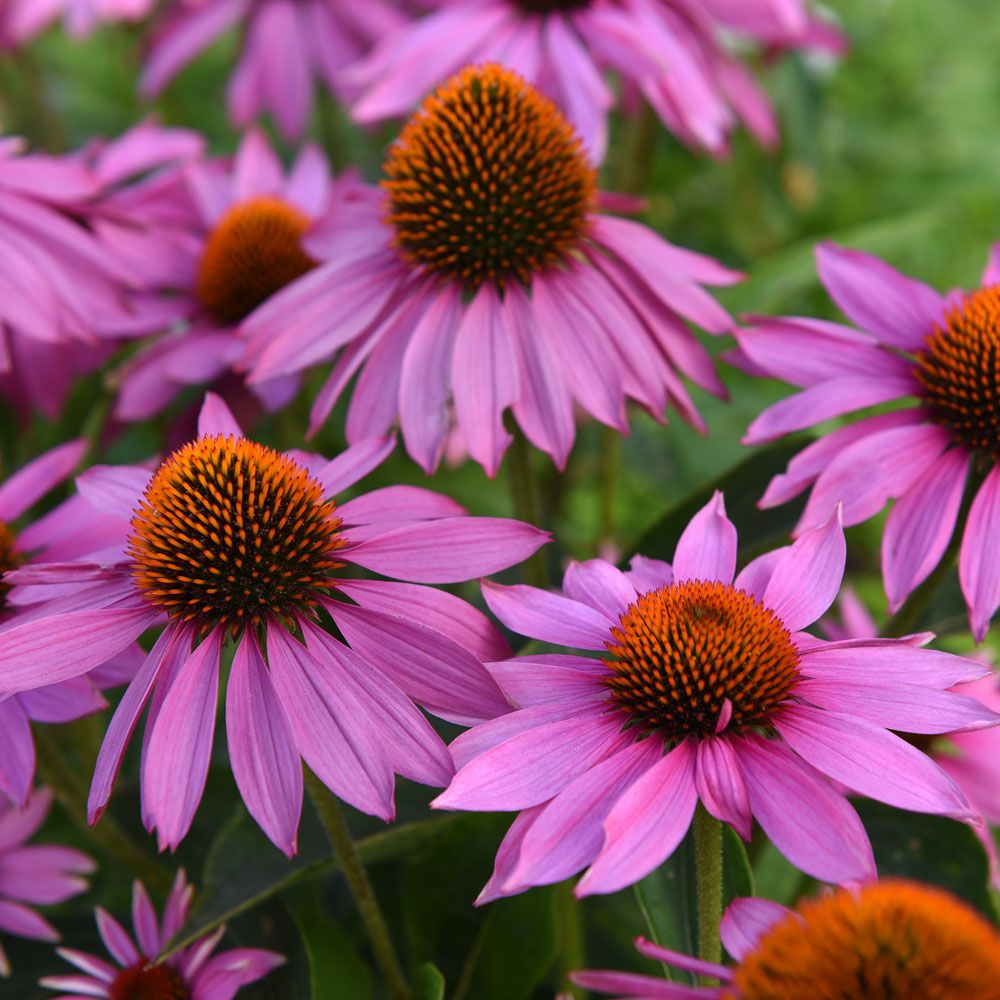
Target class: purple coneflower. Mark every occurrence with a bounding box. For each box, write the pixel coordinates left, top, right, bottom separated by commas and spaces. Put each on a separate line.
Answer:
434, 493, 997, 898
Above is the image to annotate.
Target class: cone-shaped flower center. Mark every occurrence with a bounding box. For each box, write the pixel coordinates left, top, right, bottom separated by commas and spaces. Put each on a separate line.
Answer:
109, 962, 191, 1000
730, 881, 1000, 1000
604, 581, 800, 739
195, 195, 316, 325
0, 520, 22, 612
383, 64, 596, 290
916, 286, 1000, 459
128, 435, 344, 636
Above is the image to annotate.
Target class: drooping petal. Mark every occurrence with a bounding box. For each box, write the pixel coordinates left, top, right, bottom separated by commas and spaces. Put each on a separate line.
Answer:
720, 897, 795, 962
672, 491, 737, 585
695, 736, 752, 841
959, 465, 1000, 642
0, 439, 86, 521
576, 740, 698, 896
226, 633, 303, 858
0, 698, 33, 805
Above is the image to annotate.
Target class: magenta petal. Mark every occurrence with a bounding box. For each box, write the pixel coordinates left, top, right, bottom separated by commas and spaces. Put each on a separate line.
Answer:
959, 465, 1000, 642
75, 465, 152, 521
762, 507, 845, 631
226, 634, 303, 858
883, 447, 969, 612
720, 897, 795, 961
0, 900, 57, 942
506, 737, 661, 891
191, 948, 285, 1000
734, 734, 875, 884
0, 606, 159, 692
625, 555, 672, 594
266, 625, 395, 821
577, 741, 698, 897
487, 655, 605, 709
0, 439, 85, 521
774, 703, 975, 819
131, 880, 161, 958
314, 434, 396, 496
434, 713, 624, 812
0, 698, 33, 805
799, 639, 990, 687
633, 937, 733, 982
694, 737, 752, 841
142, 629, 222, 851
571, 969, 712, 999
337, 485, 465, 526
96, 906, 140, 965
476, 806, 541, 906
672, 491, 737, 585
481, 581, 611, 650
197, 392, 244, 438
19, 677, 106, 723
563, 560, 637, 617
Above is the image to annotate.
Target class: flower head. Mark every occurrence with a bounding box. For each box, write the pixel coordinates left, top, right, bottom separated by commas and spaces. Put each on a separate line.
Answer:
343, 0, 844, 161
40, 870, 283, 998
434, 492, 999, 899
0, 789, 94, 977
0, 394, 546, 856
240, 65, 739, 475
140, 0, 410, 140
574, 880, 1000, 999
737, 242, 1000, 641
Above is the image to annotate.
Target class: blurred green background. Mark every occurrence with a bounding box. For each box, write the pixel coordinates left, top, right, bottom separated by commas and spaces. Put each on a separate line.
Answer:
1, 0, 999, 996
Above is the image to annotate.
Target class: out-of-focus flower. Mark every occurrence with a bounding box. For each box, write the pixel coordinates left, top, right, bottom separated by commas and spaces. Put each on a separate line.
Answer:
0, 789, 93, 977
0, 0, 153, 45
0, 137, 136, 419
573, 880, 1000, 999
434, 493, 997, 899
101, 128, 365, 422
342, 0, 844, 162
0, 394, 545, 856
40, 870, 283, 998
737, 243, 1000, 642
139, 0, 410, 140
240, 65, 738, 476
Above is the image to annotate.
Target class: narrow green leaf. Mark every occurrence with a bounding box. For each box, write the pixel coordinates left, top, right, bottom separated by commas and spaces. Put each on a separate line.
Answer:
413, 963, 446, 1000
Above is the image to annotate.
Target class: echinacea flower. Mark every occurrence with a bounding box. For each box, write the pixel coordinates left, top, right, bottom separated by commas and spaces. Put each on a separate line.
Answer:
0, 788, 94, 977
101, 129, 366, 422
435, 492, 998, 899
0, 137, 134, 419
0, 394, 545, 856
0, 440, 133, 806
0, 0, 153, 46
139, 0, 410, 140
572, 880, 1000, 999
342, 0, 844, 161
40, 870, 283, 998
240, 65, 738, 475
738, 243, 1000, 641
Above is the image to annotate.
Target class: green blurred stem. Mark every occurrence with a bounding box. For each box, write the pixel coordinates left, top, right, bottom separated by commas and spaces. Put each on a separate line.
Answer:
506, 429, 548, 587
622, 102, 659, 196
692, 804, 723, 982
34, 727, 173, 893
304, 769, 412, 1000
557, 880, 587, 998
598, 426, 620, 555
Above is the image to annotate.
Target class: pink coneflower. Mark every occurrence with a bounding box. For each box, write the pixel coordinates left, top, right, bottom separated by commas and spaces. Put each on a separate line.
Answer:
342, 0, 844, 161
240, 64, 738, 475
738, 243, 1000, 641
0, 394, 544, 856
40, 870, 283, 998
434, 492, 998, 899
823, 589, 1000, 862
573, 880, 1000, 999
139, 0, 410, 140
0, 136, 135, 419
0, 0, 153, 45
103, 129, 366, 422
0, 789, 93, 976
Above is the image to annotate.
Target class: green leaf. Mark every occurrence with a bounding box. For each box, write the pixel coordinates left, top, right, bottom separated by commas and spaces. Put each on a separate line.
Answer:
414, 963, 446, 1000
750, 840, 809, 907
627, 440, 809, 563
722, 826, 755, 902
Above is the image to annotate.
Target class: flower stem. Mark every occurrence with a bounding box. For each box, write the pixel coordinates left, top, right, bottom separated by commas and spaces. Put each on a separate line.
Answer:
557, 880, 587, 998
304, 768, 412, 1000
597, 425, 620, 556
692, 804, 723, 982
34, 727, 173, 893
506, 429, 548, 588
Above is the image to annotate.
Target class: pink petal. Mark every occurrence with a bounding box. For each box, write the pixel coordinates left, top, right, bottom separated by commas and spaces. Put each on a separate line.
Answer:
19, 677, 106, 723
562, 560, 636, 617
0, 439, 85, 521
313, 435, 396, 496
633, 937, 733, 982
672, 491, 737, 585
482, 581, 611, 650
131, 880, 161, 958
197, 392, 244, 438
762, 507, 845, 631
142, 629, 222, 851
625, 555, 673, 594
571, 970, 711, 999
487, 655, 606, 709
96, 906, 139, 965
191, 948, 285, 1000
719, 897, 794, 962
226, 633, 303, 858
74, 465, 152, 522
960, 465, 1000, 642
576, 740, 697, 897
343, 518, 549, 584
695, 737, 752, 841
0, 900, 58, 942
775, 703, 975, 819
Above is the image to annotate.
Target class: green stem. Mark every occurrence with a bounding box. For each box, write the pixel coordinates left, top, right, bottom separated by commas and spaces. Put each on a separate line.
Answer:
34, 728, 173, 893
597, 425, 620, 556
621, 101, 659, 196
557, 880, 587, 998
692, 804, 723, 982
304, 769, 412, 1000
506, 429, 548, 588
